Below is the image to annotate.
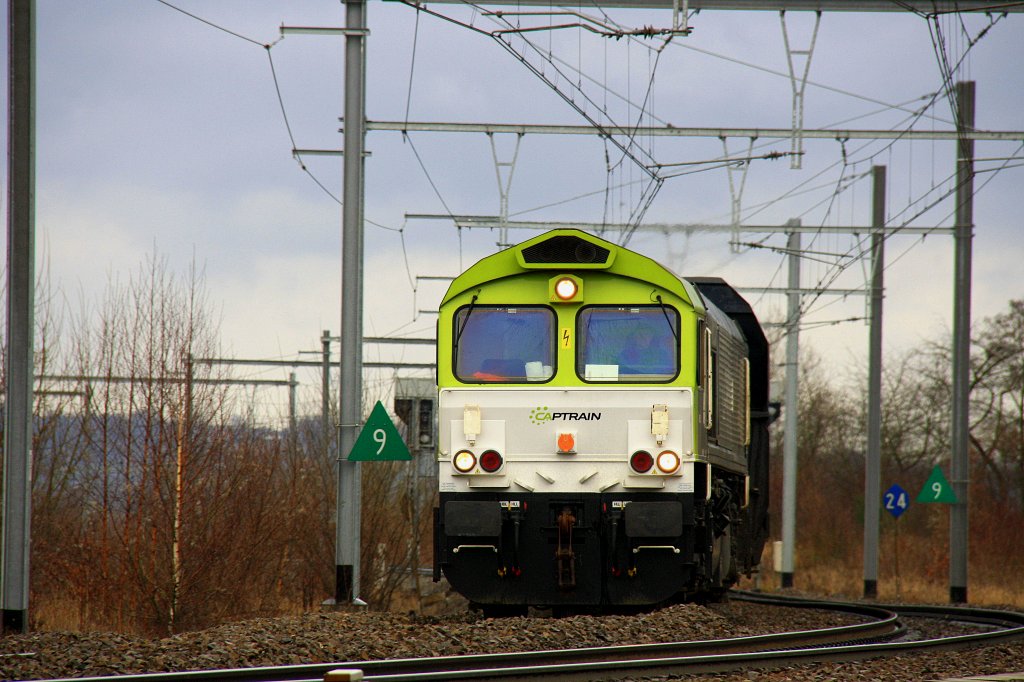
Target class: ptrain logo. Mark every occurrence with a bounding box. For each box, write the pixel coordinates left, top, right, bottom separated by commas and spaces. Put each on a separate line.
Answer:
530, 406, 602, 425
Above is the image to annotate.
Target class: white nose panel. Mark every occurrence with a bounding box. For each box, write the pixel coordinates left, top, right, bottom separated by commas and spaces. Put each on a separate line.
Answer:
438, 387, 694, 494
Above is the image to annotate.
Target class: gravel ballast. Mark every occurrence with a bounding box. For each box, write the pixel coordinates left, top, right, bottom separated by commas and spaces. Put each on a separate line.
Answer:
0, 600, 1022, 681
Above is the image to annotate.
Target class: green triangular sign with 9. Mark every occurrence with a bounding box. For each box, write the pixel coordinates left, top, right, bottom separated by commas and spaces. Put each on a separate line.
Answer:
347, 401, 412, 461
916, 465, 957, 504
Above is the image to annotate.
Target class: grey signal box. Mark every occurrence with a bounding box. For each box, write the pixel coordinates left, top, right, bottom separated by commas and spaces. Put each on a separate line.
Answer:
394, 377, 437, 479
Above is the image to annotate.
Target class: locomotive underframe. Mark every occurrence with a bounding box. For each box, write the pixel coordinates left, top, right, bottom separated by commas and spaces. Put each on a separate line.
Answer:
434, 463, 749, 610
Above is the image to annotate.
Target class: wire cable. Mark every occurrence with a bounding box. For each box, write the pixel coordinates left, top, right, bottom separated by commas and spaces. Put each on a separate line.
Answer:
262, 48, 345, 207
394, 0, 670, 240
395, 0, 662, 175
512, 175, 651, 217
155, 0, 268, 47
884, 140, 1024, 271
153, 0, 352, 208
790, 20, 1007, 321
404, 132, 460, 221
668, 32, 958, 127
154, 0, 411, 236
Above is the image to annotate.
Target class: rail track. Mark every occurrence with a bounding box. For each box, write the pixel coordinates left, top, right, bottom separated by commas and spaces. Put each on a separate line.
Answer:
36, 591, 1024, 682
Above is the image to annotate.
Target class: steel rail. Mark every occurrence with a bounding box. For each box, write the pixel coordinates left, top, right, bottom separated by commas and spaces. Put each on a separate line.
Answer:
734, 588, 1024, 632
35, 596, 899, 682
32, 593, 1024, 682
352, 596, 1024, 681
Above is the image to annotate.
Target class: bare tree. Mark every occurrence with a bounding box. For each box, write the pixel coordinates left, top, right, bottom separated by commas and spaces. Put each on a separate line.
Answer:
968, 300, 1024, 507
877, 347, 950, 476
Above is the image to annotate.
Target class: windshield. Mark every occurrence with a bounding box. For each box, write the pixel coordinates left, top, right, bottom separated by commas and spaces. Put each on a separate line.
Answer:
577, 306, 679, 382
453, 306, 556, 383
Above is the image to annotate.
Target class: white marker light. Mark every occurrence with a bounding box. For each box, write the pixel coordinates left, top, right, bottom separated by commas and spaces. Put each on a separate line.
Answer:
453, 450, 477, 473
656, 450, 680, 474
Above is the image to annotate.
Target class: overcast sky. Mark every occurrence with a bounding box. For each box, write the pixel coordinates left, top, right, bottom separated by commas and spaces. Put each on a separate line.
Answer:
3, 1, 1023, 417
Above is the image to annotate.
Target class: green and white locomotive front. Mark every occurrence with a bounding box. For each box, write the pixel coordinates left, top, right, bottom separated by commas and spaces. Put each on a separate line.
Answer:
433, 230, 749, 609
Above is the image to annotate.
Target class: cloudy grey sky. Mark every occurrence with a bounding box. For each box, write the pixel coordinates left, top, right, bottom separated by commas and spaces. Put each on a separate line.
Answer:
4, 1, 1023, 415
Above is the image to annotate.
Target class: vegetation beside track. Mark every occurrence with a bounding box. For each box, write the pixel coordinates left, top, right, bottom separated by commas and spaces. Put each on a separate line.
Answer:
8, 256, 1024, 634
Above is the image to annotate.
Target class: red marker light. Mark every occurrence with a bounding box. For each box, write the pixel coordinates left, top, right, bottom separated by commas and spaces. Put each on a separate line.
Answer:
479, 449, 503, 473
630, 450, 654, 474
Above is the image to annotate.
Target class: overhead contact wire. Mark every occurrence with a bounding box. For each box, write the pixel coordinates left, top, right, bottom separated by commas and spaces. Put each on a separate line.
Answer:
264, 48, 344, 206
395, 0, 667, 240
797, 10, 1008, 320
155, 0, 346, 209
155, 0, 267, 46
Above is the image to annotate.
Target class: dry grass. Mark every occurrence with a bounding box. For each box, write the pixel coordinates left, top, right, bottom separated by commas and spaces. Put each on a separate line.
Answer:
34, 561, 1020, 635
32, 598, 84, 633
739, 555, 1024, 610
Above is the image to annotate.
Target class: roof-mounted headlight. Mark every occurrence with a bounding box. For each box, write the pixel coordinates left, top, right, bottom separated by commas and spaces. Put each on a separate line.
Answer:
549, 275, 583, 303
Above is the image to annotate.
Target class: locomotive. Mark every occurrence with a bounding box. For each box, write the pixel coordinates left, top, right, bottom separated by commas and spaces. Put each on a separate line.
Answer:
431, 229, 770, 612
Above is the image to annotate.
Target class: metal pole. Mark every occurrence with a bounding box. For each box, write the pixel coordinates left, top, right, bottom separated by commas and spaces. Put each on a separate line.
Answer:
411, 400, 422, 611
2, 0, 35, 635
780, 223, 800, 589
170, 354, 193, 633
289, 371, 298, 458
322, 330, 332, 457
950, 80, 974, 605
337, 0, 366, 605
321, 330, 336, 596
863, 165, 886, 599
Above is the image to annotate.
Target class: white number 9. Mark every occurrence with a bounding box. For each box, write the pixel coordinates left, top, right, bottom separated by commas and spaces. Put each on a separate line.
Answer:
373, 428, 386, 455
932, 481, 943, 499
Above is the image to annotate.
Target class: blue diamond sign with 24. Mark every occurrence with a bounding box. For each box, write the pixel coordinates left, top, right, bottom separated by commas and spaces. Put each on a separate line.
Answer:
883, 483, 910, 519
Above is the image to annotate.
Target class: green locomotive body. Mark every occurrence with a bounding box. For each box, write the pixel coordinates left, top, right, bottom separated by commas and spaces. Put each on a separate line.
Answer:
433, 229, 770, 610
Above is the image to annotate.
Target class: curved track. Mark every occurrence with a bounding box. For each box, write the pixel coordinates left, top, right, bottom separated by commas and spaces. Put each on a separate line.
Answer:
37, 591, 1024, 682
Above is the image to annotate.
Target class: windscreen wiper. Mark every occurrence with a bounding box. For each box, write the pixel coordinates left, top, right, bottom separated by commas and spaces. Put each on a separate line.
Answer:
655, 294, 680, 344
453, 294, 480, 354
